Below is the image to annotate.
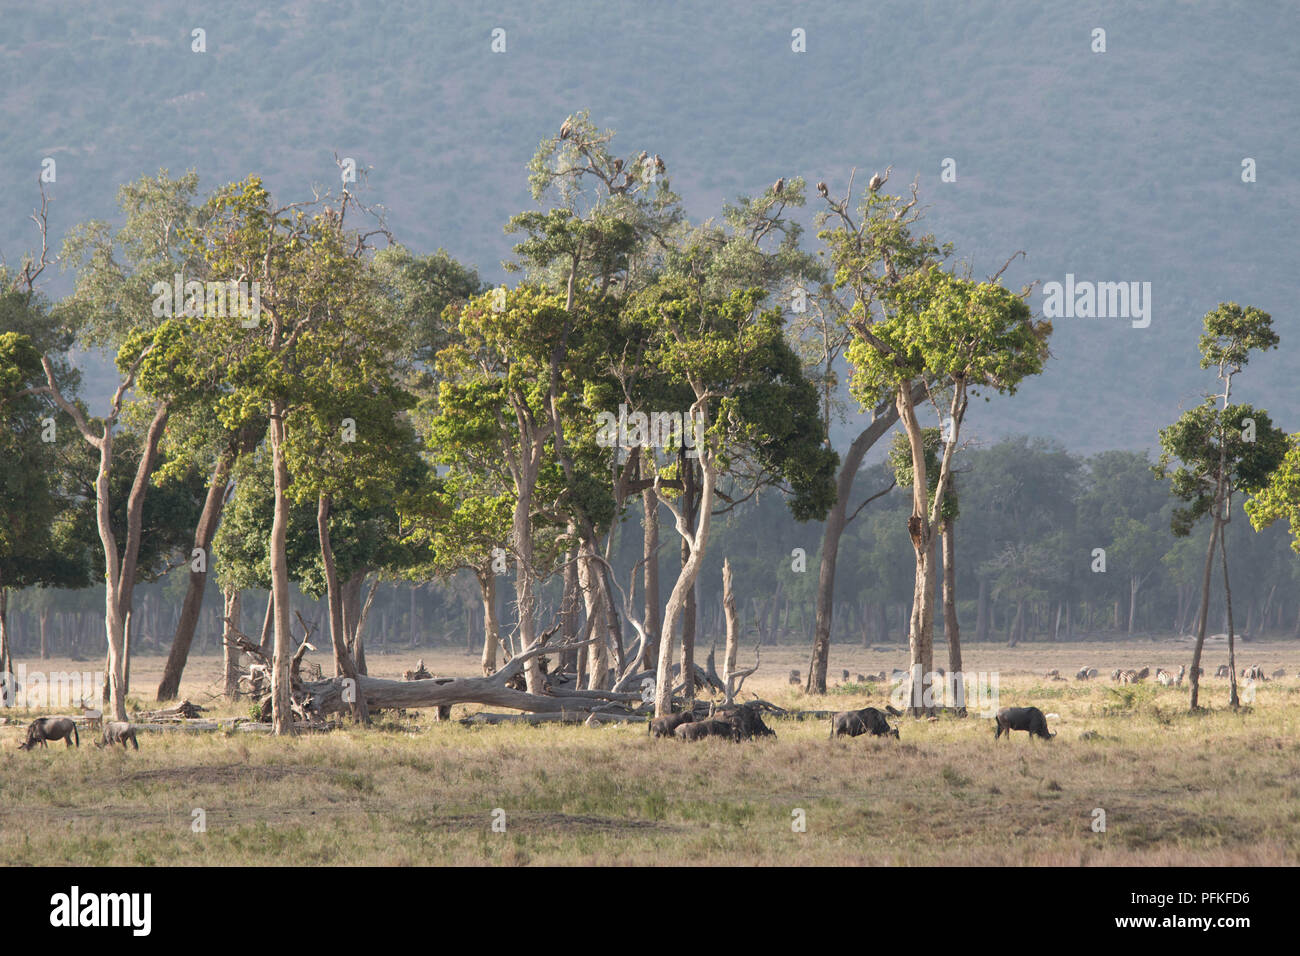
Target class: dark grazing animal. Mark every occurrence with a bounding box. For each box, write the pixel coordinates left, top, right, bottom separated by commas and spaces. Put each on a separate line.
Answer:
18, 716, 80, 750
649, 710, 696, 738
675, 718, 738, 742
98, 721, 139, 750
830, 707, 899, 739
715, 702, 777, 740
994, 706, 1055, 741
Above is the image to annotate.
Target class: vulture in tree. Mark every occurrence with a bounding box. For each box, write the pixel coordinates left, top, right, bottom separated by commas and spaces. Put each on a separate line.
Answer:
560, 118, 573, 140
654, 154, 665, 173
772, 177, 785, 195
868, 171, 885, 192
816, 181, 828, 198
612, 157, 624, 172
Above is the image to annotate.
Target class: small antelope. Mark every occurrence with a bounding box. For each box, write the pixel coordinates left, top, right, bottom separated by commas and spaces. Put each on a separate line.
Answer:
78, 698, 103, 732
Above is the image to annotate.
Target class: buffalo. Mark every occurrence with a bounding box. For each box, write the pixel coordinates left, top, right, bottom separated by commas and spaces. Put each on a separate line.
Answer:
830, 707, 899, 740
675, 719, 738, 742
18, 716, 80, 750
994, 706, 1055, 741
649, 710, 696, 738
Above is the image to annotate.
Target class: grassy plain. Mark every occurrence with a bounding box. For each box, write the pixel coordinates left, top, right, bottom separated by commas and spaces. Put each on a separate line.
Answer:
2, 638, 1298, 865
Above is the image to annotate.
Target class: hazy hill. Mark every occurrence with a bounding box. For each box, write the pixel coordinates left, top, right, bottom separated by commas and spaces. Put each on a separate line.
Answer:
3, 0, 1296, 454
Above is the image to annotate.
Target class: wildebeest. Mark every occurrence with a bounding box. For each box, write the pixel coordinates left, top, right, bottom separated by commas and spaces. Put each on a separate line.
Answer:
649, 710, 696, 738
18, 716, 80, 750
829, 706, 899, 740
1075, 666, 1097, 680
1272, 667, 1286, 679
1215, 664, 1231, 678
788, 670, 801, 685
994, 706, 1055, 741
98, 721, 139, 750
675, 718, 739, 742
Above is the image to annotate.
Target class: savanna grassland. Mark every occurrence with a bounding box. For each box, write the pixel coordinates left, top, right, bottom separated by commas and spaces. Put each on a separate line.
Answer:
3, 639, 1298, 866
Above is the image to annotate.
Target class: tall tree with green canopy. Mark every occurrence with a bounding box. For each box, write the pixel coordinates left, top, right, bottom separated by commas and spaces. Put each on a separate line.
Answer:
182, 175, 393, 733
1155, 303, 1287, 710
631, 282, 835, 717
848, 263, 1049, 714
801, 171, 948, 693
435, 284, 574, 693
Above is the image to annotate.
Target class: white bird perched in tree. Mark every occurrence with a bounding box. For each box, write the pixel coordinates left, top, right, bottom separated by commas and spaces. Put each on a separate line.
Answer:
559, 118, 573, 140
868, 171, 885, 192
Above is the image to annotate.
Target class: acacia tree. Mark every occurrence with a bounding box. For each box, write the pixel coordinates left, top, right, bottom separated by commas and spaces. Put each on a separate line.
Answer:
848, 264, 1048, 713
1155, 303, 1287, 710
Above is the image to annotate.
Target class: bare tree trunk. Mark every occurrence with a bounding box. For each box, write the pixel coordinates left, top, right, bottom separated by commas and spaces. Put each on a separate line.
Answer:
0, 588, 11, 684
1220, 521, 1239, 710
653, 441, 716, 718
941, 516, 965, 714
223, 587, 242, 700
1188, 515, 1220, 710
268, 398, 295, 734
680, 454, 697, 700
317, 494, 368, 723
157, 447, 236, 700
480, 570, 500, 676
39, 606, 49, 660
258, 591, 273, 656
642, 476, 661, 670
722, 558, 739, 688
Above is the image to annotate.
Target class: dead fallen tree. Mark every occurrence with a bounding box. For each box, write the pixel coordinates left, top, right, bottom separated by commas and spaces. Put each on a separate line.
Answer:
298, 631, 644, 720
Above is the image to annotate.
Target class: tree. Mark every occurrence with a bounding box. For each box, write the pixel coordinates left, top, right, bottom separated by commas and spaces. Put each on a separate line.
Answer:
1154, 303, 1287, 710
849, 263, 1048, 713
802, 170, 948, 692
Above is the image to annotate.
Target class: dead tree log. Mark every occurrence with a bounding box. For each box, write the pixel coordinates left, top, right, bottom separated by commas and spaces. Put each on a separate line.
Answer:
299, 631, 640, 718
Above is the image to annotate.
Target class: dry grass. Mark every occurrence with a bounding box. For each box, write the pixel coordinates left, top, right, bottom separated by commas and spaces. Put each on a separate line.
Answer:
2, 638, 1298, 865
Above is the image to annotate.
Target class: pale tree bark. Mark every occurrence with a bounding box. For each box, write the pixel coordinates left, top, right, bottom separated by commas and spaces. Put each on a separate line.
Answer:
578, 538, 610, 690
642, 475, 661, 670
653, 410, 716, 718
268, 398, 295, 734
478, 569, 500, 676
680, 452, 697, 701
223, 587, 242, 700
36, 349, 167, 722
941, 515, 965, 713
895, 378, 966, 715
